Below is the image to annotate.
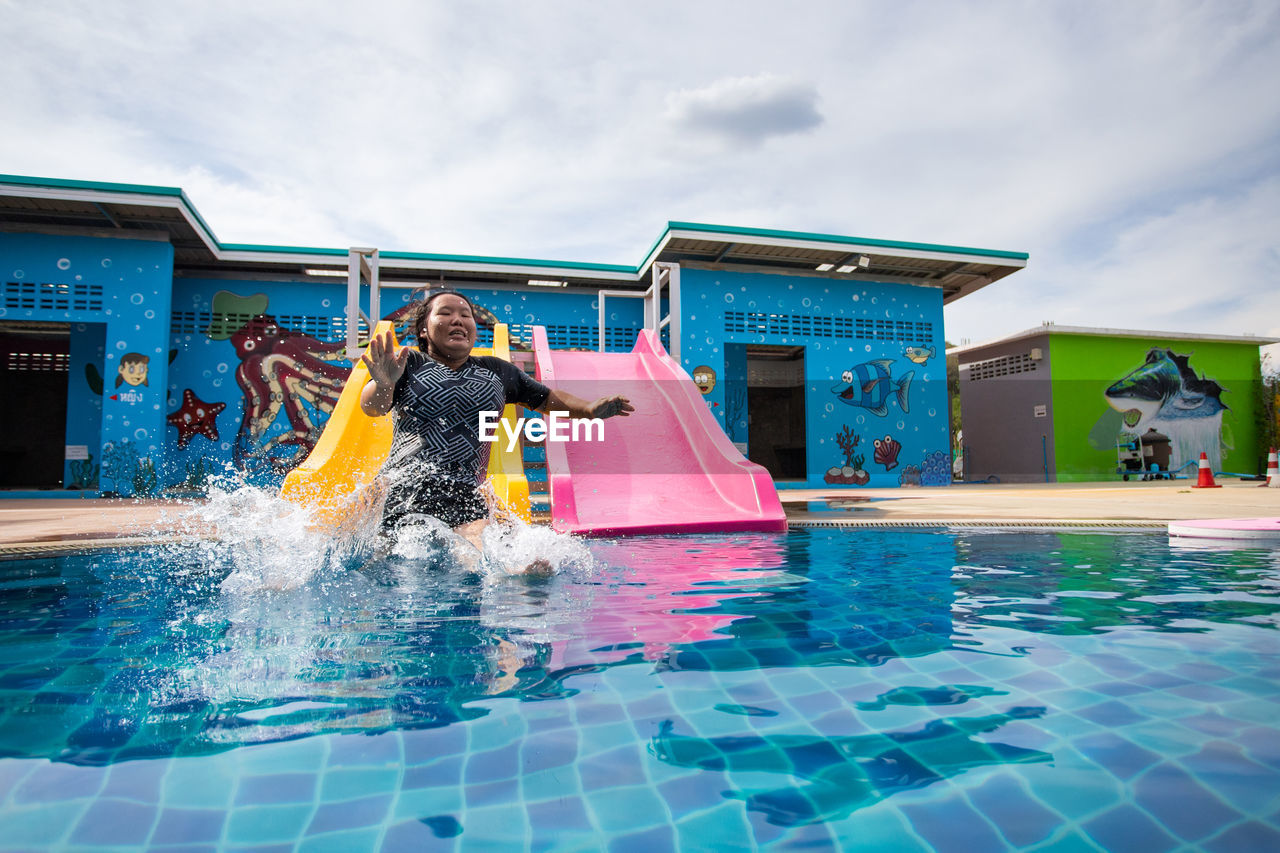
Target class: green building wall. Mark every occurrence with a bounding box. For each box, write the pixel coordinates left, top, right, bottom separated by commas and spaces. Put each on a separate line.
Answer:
1048, 334, 1265, 482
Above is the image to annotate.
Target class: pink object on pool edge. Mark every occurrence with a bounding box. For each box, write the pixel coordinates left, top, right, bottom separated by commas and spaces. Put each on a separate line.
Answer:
1168, 517, 1280, 540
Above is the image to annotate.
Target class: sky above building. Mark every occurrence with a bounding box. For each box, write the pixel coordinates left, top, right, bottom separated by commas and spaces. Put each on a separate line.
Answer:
4, 0, 1278, 367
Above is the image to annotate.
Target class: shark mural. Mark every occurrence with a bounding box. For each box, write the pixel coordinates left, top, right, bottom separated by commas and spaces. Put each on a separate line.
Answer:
1103, 348, 1227, 470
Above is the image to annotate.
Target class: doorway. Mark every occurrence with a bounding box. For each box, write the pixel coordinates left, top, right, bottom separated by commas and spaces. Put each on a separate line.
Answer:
746, 345, 806, 481
0, 321, 70, 489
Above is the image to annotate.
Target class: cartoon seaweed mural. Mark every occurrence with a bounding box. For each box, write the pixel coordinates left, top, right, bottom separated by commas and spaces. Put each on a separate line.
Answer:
101, 439, 157, 497
725, 387, 747, 442
166, 455, 217, 496
825, 425, 869, 485
67, 453, 99, 490
133, 458, 159, 496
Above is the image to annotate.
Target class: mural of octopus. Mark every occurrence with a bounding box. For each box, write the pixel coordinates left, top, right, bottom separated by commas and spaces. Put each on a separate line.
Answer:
215, 289, 504, 474
228, 312, 350, 473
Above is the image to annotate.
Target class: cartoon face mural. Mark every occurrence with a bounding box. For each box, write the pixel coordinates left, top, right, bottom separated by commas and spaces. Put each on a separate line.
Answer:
116, 352, 150, 387
692, 365, 717, 395
1104, 348, 1227, 470
832, 360, 913, 417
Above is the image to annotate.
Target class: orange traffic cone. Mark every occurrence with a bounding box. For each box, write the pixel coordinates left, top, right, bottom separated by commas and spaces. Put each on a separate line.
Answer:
1264, 448, 1279, 488
1193, 452, 1221, 489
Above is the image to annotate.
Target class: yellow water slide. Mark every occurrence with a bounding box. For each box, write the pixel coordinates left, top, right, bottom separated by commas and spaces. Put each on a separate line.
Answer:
280, 321, 531, 530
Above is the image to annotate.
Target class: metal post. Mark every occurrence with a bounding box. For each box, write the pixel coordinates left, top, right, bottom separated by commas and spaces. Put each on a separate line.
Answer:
346, 249, 362, 359
367, 248, 380, 336
598, 293, 608, 353
665, 262, 680, 362
346, 247, 378, 359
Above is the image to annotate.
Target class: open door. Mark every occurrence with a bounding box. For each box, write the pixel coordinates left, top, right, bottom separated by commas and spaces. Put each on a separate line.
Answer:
746, 344, 806, 483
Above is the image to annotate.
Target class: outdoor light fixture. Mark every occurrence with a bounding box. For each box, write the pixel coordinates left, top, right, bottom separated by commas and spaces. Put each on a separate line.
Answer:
527, 279, 568, 287
304, 268, 347, 277
815, 263, 835, 272
836, 255, 872, 273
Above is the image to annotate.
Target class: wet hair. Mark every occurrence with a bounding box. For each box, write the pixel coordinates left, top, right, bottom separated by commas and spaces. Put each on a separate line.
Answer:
407, 289, 477, 342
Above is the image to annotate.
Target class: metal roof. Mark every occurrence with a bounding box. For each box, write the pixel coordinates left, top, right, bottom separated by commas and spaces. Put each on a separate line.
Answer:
949, 324, 1280, 357
0, 174, 1027, 299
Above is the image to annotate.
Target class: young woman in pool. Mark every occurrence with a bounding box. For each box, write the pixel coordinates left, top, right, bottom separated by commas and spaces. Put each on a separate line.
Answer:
359, 290, 633, 554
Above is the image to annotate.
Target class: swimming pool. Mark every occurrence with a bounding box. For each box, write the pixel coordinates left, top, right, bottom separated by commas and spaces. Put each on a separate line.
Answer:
0, 527, 1277, 850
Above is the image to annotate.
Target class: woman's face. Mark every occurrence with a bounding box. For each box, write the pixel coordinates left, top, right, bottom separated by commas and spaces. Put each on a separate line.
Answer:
421, 294, 476, 360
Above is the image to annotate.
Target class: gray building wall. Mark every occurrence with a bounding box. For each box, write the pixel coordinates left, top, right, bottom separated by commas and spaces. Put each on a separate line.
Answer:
957, 334, 1056, 483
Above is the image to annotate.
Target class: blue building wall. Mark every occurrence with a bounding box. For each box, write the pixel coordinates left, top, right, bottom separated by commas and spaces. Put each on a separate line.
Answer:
677, 268, 951, 488
4, 226, 950, 495
64, 322, 106, 490
1, 232, 174, 495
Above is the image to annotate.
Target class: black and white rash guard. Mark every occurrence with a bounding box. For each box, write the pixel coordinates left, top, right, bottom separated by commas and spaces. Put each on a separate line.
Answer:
382, 349, 550, 527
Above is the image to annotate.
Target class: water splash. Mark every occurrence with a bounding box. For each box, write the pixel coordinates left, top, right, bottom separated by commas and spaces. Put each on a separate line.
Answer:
165, 473, 382, 593
160, 467, 596, 594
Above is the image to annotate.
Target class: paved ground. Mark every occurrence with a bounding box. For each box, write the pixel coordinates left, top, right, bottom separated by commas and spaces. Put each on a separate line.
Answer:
780, 479, 1280, 525
0, 479, 1275, 554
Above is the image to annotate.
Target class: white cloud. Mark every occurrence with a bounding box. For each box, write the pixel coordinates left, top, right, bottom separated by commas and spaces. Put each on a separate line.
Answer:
663, 74, 822, 148
1, 0, 1278, 356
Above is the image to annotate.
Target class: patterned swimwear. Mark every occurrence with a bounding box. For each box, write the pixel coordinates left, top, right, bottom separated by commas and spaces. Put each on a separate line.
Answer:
382, 350, 549, 529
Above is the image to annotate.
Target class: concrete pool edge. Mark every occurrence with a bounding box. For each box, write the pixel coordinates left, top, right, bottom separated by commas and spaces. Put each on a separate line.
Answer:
786, 519, 1168, 529
0, 536, 203, 560
0, 480, 1272, 559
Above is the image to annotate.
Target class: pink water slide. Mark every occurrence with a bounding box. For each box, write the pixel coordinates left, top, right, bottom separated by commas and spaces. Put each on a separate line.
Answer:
532, 327, 787, 536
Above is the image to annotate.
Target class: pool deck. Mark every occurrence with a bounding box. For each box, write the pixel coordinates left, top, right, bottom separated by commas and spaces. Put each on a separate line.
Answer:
0, 479, 1276, 557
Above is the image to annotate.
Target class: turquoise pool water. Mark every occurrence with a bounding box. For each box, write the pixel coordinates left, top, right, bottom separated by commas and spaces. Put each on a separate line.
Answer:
0, 528, 1277, 850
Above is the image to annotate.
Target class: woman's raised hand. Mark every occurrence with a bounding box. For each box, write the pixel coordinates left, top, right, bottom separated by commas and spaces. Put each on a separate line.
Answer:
361, 330, 410, 387
589, 395, 635, 419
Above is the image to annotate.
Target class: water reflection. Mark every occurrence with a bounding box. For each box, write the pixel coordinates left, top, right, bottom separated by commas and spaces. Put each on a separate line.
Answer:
0, 532, 790, 764
950, 531, 1280, 634
651, 707, 1051, 826
0, 527, 1275, 771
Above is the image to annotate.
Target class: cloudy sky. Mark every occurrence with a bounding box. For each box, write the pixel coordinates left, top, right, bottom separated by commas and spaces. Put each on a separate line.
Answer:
4, 0, 1278, 364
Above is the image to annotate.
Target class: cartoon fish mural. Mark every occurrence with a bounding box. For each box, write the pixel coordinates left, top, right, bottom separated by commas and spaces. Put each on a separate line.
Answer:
873, 435, 902, 470
831, 360, 913, 417
904, 345, 935, 365
1104, 348, 1227, 470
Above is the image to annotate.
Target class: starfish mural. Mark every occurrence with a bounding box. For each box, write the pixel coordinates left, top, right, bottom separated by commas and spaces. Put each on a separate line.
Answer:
167, 388, 227, 449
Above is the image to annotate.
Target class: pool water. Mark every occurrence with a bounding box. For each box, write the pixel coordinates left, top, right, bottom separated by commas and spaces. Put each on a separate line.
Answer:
0, 528, 1277, 850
